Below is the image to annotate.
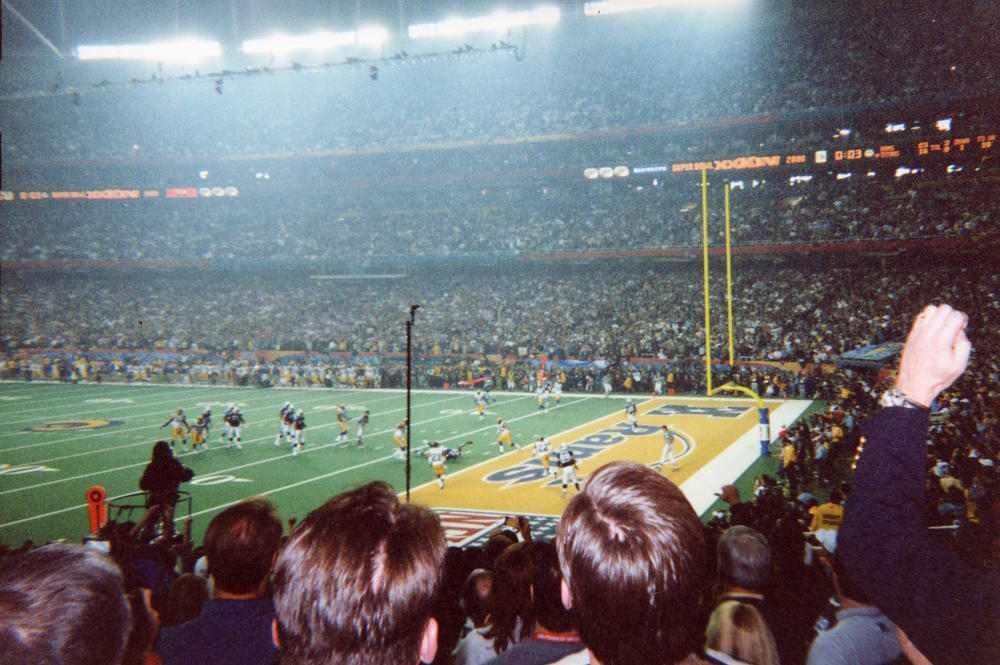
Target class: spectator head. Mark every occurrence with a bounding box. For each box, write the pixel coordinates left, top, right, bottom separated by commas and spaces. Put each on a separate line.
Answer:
0, 543, 131, 665
461, 569, 493, 627
717, 525, 772, 595
203, 497, 283, 596
529, 540, 575, 633
829, 554, 871, 605
151, 440, 172, 462
487, 541, 535, 652
272, 481, 446, 665
163, 573, 209, 626
704, 600, 779, 665
556, 461, 706, 665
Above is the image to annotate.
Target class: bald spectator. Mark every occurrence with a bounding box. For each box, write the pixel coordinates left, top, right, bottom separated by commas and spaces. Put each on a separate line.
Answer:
272, 481, 446, 665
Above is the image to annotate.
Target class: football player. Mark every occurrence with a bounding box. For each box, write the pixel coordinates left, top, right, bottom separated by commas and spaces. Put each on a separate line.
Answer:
336, 404, 349, 444
496, 418, 516, 453
220, 404, 234, 444
292, 408, 306, 456
426, 440, 446, 489
557, 444, 580, 497
533, 435, 556, 477
356, 410, 369, 445
200, 407, 212, 435
161, 408, 189, 451
536, 385, 548, 412
552, 380, 562, 406
392, 420, 408, 460
225, 407, 245, 450
625, 398, 638, 432
276, 401, 293, 446
474, 390, 486, 420
189, 416, 207, 452
658, 425, 680, 472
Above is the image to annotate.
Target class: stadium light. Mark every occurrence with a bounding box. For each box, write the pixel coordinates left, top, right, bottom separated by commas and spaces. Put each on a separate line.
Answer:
408, 6, 560, 39
585, 0, 749, 16
76, 39, 221, 61
242, 26, 388, 55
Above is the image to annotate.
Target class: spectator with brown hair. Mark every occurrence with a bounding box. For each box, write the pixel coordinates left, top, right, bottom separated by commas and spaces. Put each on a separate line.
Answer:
553, 460, 709, 665
271, 481, 447, 665
155, 497, 283, 665
453, 569, 496, 665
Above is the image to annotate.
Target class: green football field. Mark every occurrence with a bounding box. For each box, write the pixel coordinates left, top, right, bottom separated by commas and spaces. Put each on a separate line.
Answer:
0, 381, 628, 547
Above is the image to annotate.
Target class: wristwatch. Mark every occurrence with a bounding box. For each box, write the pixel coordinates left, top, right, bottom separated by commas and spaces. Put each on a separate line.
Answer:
879, 388, 930, 411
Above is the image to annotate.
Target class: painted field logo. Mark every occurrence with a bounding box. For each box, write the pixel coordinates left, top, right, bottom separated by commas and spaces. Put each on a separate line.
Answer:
25, 419, 125, 432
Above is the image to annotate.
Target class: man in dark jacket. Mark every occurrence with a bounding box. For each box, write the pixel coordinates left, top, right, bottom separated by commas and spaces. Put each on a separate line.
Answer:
839, 304, 998, 665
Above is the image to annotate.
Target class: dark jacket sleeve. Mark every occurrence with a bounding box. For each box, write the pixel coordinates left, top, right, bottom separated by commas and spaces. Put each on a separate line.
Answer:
839, 407, 1000, 665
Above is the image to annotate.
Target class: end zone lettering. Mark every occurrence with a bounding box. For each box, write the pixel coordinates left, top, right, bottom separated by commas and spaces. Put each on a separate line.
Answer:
484, 422, 660, 489
646, 405, 750, 418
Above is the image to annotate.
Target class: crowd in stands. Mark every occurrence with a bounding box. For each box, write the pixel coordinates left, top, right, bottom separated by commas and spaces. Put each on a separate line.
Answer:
4, 255, 998, 391
2, 170, 998, 263
2, 2, 999, 162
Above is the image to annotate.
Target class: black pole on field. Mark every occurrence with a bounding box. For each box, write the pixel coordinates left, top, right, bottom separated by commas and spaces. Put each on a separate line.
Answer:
405, 304, 419, 502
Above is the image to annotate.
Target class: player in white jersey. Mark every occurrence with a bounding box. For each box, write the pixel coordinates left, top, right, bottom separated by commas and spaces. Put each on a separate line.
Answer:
474, 390, 486, 420
602, 374, 613, 397
557, 444, 580, 497
658, 425, 680, 472
393, 420, 408, 460
292, 409, 306, 456
161, 408, 190, 451
553, 381, 562, 406
426, 440, 446, 489
625, 399, 638, 432
536, 385, 548, 412
496, 418, 516, 453
533, 436, 556, 478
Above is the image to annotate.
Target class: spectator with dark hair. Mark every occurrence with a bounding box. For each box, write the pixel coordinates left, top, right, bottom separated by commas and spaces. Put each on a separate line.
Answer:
839, 303, 999, 665
806, 555, 901, 665
486, 540, 582, 664
160, 573, 209, 627
0, 543, 131, 665
272, 480, 447, 665
155, 497, 283, 665
453, 569, 496, 665
554, 460, 708, 665
485, 541, 535, 657
130, 441, 193, 543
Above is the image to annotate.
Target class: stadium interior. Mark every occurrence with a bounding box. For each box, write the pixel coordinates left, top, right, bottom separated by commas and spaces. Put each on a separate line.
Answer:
1, 0, 999, 663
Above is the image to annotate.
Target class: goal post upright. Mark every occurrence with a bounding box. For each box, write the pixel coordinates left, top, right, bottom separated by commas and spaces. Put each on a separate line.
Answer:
702, 168, 713, 395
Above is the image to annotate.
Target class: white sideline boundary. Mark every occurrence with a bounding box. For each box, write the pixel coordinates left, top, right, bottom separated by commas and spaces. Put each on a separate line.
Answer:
681, 399, 813, 517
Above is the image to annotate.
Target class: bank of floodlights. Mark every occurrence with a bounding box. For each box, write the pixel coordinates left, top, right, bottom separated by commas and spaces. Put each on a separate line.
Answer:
76, 38, 221, 61
408, 6, 560, 39
584, 0, 749, 16
241, 26, 388, 55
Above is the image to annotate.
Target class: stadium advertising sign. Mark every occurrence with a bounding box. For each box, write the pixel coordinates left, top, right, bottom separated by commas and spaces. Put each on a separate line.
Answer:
671, 154, 783, 173
1, 186, 239, 202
